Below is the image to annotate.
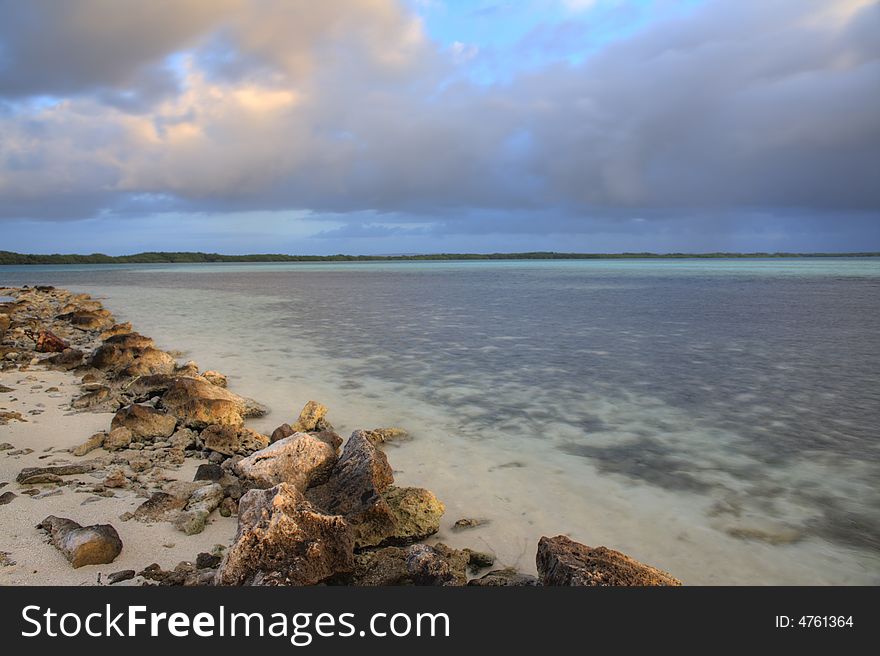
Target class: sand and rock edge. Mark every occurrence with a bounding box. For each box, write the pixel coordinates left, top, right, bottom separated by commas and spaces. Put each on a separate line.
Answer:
1, 285, 681, 587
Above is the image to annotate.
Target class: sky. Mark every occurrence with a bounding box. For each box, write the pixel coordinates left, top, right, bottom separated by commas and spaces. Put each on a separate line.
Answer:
0, 0, 878, 255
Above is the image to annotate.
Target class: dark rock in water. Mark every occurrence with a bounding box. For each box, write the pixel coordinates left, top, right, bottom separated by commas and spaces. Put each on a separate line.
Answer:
0, 491, 16, 505
467, 568, 541, 587
17, 463, 93, 484
463, 548, 496, 571
348, 547, 410, 586
107, 569, 136, 585
291, 400, 331, 433
202, 424, 269, 456
405, 543, 468, 586
452, 517, 490, 532
38, 516, 122, 568
45, 348, 84, 370
270, 423, 294, 444
194, 463, 224, 482
234, 432, 337, 491
196, 552, 221, 569
112, 404, 177, 439
536, 535, 682, 586
215, 483, 354, 586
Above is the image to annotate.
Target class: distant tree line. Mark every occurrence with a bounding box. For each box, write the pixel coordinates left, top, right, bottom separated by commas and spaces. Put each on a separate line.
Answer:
0, 250, 878, 265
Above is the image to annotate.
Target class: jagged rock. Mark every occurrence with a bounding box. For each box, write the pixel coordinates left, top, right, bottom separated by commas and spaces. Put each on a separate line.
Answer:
196, 552, 222, 569
365, 428, 410, 445
215, 483, 354, 586
62, 310, 114, 331
17, 464, 93, 484
202, 425, 269, 456
99, 323, 133, 340
356, 486, 444, 547
91, 342, 175, 377
72, 386, 115, 410
72, 432, 105, 456
104, 427, 133, 451
118, 348, 176, 378
111, 404, 177, 439
219, 496, 238, 517
107, 569, 136, 584
174, 484, 224, 535
121, 491, 188, 523
140, 561, 215, 586
313, 429, 343, 450
45, 348, 84, 370
160, 377, 265, 430
291, 400, 330, 432
536, 536, 682, 586
194, 463, 224, 482
307, 430, 395, 548
202, 371, 228, 387
169, 427, 198, 450
270, 423, 294, 444
405, 543, 468, 586
103, 469, 127, 488
467, 568, 541, 586
29, 329, 69, 353
349, 547, 410, 586
38, 516, 122, 568
234, 432, 337, 491
103, 332, 154, 349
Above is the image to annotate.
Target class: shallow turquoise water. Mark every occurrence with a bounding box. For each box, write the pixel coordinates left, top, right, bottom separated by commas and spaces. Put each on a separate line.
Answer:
3, 258, 878, 583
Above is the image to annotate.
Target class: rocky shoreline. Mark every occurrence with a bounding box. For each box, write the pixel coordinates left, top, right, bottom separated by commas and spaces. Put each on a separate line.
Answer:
1, 285, 681, 586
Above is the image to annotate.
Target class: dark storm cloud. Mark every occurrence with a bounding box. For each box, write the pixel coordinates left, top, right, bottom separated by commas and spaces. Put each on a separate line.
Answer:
0, 0, 877, 246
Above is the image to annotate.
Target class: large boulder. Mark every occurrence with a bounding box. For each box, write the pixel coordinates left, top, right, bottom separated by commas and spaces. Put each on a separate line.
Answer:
215, 483, 354, 586
91, 343, 175, 377
111, 404, 177, 439
202, 424, 269, 456
160, 377, 265, 429
234, 432, 338, 490
102, 332, 154, 349
61, 310, 114, 331
38, 516, 122, 568
308, 431, 443, 548
536, 536, 682, 586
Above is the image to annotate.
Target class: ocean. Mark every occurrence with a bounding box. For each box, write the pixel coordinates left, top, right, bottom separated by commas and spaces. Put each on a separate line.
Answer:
3, 258, 878, 584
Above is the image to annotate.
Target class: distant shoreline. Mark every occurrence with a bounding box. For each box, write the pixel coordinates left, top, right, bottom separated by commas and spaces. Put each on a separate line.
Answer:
2, 250, 879, 265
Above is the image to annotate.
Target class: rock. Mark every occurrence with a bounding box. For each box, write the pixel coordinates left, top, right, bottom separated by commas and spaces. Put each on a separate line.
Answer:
367, 486, 444, 547
122, 374, 176, 401
107, 569, 136, 584
202, 425, 269, 456
160, 377, 265, 429
64, 310, 114, 331
38, 516, 122, 568
111, 404, 177, 439
176, 360, 200, 377
0, 551, 16, 567
117, 348, 177, 378
90, 341, 175, 377
72, 386, 115, 410
365, 427, 410, 445
103, 332, 154, 349
72, 432, 105, 456
98, 323, 133, 340
219, 496, 237, 517
17, 464, 93, 484
234, 432, 337, 491
452, 517, 490, 532
139, 561, 213, 586
202, 371, 228, 387
104, 427, 134, 451
45, 348, 84, 370
291, 400, 330, 432
307, 430, 395, 548
103, 469, 127, 488
536, 536, 682, 586
29, 329, 69, 353
0, 491, 16, 505
194, 463, 224, 482
215, 483, 354, 586
174, 484, 224, 535
196, 552, 222, 569
122, 491, 188, 523
405, 543, 468, 586
169, 427, 198, 450
467, 568, 541, 586
349, 547, 410, 586
463, 548, 496, 571
270, 423, 294, 444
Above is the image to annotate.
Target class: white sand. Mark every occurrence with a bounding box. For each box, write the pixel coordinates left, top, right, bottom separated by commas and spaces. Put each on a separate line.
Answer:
0, 368, 236, 585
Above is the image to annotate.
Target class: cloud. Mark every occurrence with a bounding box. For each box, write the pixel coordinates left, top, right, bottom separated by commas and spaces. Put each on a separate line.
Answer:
0, 0, 877, 248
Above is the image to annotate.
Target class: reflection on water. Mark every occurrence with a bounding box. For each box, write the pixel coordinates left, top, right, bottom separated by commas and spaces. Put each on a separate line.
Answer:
2, 259, 879, 584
